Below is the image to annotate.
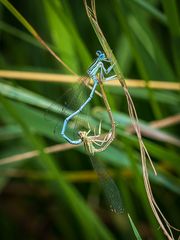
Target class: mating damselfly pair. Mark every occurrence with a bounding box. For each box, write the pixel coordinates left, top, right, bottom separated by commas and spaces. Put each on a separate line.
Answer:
61, 50, 116, 149
59, 50, 124, 214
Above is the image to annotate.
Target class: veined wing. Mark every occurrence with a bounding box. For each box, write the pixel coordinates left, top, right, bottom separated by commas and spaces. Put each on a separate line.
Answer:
44, 76, 94, 140
89, 154, 124, 214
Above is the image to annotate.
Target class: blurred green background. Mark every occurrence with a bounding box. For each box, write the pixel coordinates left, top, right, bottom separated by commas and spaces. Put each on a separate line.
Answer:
0, 0, 179, 239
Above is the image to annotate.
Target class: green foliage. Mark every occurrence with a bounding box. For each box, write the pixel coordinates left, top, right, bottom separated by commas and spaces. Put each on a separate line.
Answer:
0, 0, 179, 239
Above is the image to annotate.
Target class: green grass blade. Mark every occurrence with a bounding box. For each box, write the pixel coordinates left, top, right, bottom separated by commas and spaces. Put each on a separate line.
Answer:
131, 0, 167, 25
128, 214, 142, 240
0, 0, 76, 75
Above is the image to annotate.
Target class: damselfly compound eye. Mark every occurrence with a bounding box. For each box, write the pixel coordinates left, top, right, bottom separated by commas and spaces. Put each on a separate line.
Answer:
96, 50, 102, 56
100, 53, 105, 60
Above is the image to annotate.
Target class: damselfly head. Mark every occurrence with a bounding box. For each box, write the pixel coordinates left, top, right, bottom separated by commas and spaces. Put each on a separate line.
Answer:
78, 131, 85, 139
78, 130, 89, 141
96, 50, 106, 60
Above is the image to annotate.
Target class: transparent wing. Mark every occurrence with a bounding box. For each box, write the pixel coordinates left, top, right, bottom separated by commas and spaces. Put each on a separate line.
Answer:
44, 76, 96, 141
44, 76, 89, 118
89, 154, 124, 214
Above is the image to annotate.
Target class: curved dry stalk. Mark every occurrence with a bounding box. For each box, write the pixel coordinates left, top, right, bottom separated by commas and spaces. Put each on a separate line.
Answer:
124, 74, 177, 240
96, 75, 116, 150
84, 0, 179, 239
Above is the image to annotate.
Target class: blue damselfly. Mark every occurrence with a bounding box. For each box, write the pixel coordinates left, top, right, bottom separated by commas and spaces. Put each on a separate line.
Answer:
61, 50, 116, 146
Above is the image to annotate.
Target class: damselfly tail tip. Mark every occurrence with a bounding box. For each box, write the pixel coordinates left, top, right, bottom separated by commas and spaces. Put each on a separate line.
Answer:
110, 205, 125, 215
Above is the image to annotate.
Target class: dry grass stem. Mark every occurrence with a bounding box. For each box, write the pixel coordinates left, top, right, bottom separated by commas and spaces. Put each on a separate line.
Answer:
128, 114, 180, 147
0, 169, 100, 182
0, 70, 180, 90
150, 114, 180, 128
0, 143, 78, 166
84, 0, 179, 239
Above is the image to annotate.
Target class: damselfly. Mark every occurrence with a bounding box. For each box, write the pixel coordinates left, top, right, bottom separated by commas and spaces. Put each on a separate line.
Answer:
61, 50, 116, 147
